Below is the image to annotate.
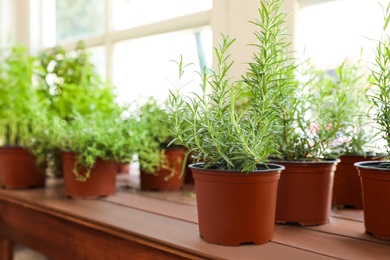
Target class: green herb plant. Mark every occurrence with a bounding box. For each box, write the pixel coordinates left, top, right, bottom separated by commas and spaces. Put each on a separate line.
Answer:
54, 110, 136, 182
0, 45, 40, 147
37, 41, 121, 176
135, 97, 177, 174
370, 2, 390, 160
25, 105, 57, 169
168, 0, 294, 172
37, 41, 118, 122
274, 57, 353, 160
116, 115, 139, 165
331, 57, 376, 156
245, 0, 298, 162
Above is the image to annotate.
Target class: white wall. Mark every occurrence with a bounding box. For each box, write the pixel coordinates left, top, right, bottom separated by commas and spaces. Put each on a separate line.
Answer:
211, 0, 297, 79
0, 0, 42, 53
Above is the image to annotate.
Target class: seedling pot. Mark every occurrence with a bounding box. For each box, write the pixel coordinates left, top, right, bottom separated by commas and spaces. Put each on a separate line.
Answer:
140, 146, 186, 191
190, 163, 283, 246
117, 162, 130, 174
274, 159, 339, 226
62, 152, 117, 199
332, 155, 375, 209
0, 146, 45, 189
354, 161, 390, 240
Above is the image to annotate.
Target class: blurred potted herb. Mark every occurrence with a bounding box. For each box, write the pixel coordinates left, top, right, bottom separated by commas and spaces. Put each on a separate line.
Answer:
37, 41, 119, 176
53, 109, 135, 199
167, 0, 286, 246
330, 57, 379, 209
135, 97, 187, 191
271, 55, 354, 226
354, 2, 390, 240
0, 45, 46, 189
116, 112, 138, 174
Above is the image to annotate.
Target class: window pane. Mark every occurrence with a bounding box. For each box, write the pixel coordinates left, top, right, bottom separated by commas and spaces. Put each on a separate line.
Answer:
55, 0, 105, 43
296, 0, 388, 69
112, 0, 212, 31
113, 28, 212, 104
88, 46, 106, 79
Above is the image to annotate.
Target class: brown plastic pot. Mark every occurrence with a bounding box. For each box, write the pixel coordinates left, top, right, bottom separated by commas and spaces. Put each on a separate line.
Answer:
190, 163, 283, 246
117, 162, 130, 174
332, 155, 375, 209
0, 146, 45, 189
274, 159, 339, 226
355, 161, 390, 240
61, 152, 117, 199
140, 146, 186, 191
184, 154, 195, 184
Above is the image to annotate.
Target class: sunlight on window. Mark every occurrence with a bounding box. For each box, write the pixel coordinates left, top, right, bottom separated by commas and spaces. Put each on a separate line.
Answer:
55, 0, 105, 43
88, 46, 106, 79
113, 28, 212, 104
296, 0, 388, 69
112, 0, 212, 30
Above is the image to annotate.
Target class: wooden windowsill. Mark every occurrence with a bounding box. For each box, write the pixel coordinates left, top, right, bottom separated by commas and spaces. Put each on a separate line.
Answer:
0, 174, 389, 259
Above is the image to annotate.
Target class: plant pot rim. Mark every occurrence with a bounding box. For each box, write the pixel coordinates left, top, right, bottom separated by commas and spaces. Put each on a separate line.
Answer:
0, 145, 28, 149
189, 162, 285, 173
163, 144, 186, 150
340, 154, 377, 157
354, 161, 390, 171
269, 158, 340, 165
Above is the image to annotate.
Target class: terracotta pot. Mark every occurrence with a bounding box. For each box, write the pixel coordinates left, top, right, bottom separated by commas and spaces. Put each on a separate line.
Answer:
61, 152, 117, 199
0, 147, 45, 189
190, 163, 283, 246
117, 162, 130, 174
332, 155, 375, 209
184, 154, 195, 184
355, 161, 390, 240
140, 147, 186, 191
274, 159, 339, 226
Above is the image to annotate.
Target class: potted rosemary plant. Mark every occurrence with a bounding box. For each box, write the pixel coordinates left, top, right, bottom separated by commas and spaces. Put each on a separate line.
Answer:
136, 97, 187, 191
270, 55, 352, 226
0, 45, 46, 189
168, 0, 286, 246
354, 2, 390, 240
331, 58, 378, 209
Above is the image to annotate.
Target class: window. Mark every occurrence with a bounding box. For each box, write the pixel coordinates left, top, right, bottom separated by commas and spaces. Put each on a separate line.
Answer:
113, 29, 211, 104
4, 0, 388, 101
55, 0, 105, 43
112, 0, 212, 31
296, 0, 388, 70
40, 0, 212, 103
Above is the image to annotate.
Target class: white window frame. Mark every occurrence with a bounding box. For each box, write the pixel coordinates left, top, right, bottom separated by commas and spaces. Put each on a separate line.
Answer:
1, 0, 298, 79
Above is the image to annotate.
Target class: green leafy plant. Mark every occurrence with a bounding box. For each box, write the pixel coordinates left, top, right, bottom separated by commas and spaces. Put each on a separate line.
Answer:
35, 41, 121, 175
116, 115, 139, 165
271, 56, 358, 161
24, 105, 57, 168
167, 0, 294, 172
37, 41, 118, 122
245, 0, 298, 162
135, 97, 177, 174
330, 57, 377, 156
370, 2, 390, 160
53, 110, 136, 181
234, 0, 358, 162
0, 45, 41, 147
